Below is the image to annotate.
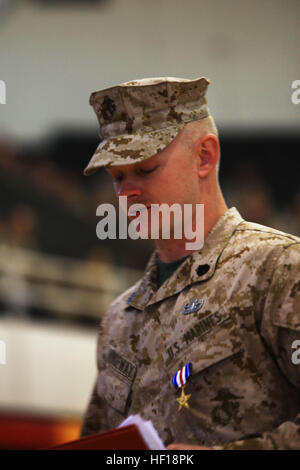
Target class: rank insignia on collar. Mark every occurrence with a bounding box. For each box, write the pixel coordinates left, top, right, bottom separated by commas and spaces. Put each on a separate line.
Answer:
172, 363, 192, 411
182, 298, 204, 315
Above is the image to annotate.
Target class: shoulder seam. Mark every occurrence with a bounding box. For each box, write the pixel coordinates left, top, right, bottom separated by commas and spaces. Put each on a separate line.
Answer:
235, 226, 300, 244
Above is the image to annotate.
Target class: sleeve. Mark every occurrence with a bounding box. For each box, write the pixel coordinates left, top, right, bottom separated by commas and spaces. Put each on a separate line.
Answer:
80, 378, 108, 437
80, 317, 109, 438
80, 283, 140, 439
212, 242, 300, 450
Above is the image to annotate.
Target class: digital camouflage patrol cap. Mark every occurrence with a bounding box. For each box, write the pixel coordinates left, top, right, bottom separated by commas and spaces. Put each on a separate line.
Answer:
84, 76, 210, 176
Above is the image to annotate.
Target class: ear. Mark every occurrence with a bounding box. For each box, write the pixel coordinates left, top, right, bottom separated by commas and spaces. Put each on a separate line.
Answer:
194, 134, 219, 178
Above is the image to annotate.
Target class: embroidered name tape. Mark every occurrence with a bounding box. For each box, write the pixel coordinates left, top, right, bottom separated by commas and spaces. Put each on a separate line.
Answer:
107, 347, 137, 381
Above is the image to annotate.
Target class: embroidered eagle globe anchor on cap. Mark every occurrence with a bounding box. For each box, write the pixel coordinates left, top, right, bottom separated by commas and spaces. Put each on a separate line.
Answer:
83, 76, 211, 176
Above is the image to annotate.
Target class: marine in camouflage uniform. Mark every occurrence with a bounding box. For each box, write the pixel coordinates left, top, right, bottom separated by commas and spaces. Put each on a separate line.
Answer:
81, 77, 300, 449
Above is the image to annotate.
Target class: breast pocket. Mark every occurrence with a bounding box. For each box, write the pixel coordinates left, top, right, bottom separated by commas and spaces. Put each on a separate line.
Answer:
167, 334, 244, 433
167, 338, 243, 382
97, 347, 137, 415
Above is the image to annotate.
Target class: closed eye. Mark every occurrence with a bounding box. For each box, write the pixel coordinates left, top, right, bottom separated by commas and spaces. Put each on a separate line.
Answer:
138, 166, 158, 175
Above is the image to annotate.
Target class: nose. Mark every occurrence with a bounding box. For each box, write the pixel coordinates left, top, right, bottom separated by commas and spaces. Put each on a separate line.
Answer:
116, 180, 142, 199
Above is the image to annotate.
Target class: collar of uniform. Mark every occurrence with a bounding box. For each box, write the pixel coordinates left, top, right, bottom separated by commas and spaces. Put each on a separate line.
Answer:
128, 250, 158, 309
129, 207, 243, 310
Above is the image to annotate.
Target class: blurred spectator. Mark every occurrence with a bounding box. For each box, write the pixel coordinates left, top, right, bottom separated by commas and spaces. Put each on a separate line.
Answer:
288, 192, 300, 235
273, 191, 300, 236
7, 205, 39, 250
234, 184, 275, 227
0, 132, 299, 325
223, 160, 291, 232
0, 137, 19, 174
0, 133, 299, 269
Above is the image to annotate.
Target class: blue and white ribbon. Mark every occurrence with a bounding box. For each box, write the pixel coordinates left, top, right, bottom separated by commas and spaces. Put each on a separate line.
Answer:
172, 363, 192, 388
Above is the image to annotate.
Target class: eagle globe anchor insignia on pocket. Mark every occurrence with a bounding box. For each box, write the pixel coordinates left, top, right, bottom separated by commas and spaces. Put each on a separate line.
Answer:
172, 363, 192, 411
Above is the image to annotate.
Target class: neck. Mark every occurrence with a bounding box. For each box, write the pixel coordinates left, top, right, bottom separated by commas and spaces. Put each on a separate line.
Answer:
155, 191, 228, 263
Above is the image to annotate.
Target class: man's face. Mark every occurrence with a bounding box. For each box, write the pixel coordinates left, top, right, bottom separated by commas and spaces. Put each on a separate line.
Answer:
105, 133, 202, 238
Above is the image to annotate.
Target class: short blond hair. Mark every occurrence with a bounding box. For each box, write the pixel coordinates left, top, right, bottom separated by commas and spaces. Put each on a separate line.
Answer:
179, 116, 220, 173
182, 116, 218, 142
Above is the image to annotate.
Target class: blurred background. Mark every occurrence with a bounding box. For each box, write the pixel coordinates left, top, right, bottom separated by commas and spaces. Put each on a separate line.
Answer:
0, 0, 299, 449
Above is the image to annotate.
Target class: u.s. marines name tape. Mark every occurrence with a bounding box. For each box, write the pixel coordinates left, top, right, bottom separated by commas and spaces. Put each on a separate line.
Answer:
164, 307, 231, 365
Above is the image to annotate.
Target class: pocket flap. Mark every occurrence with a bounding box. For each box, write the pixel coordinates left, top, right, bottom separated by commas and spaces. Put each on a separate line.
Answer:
97, 369, 132, 414
167, 334, 242, 379
97, 347, 137, 415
